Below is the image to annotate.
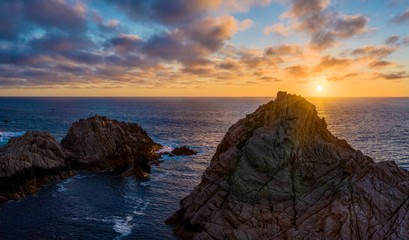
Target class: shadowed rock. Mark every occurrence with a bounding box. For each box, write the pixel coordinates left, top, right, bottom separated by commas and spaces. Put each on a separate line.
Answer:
0, 131, 73, 201
1, 116, 162, 201
62, 115, 161, 178
172, 146, 198, 156
167, 92, 409, 239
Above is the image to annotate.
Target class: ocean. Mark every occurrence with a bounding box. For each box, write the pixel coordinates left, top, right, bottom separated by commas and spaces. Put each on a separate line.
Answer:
0, 97, 408, 239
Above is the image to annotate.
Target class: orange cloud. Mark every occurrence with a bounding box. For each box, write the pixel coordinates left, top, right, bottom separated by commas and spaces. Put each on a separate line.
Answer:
314, 55, 352, 72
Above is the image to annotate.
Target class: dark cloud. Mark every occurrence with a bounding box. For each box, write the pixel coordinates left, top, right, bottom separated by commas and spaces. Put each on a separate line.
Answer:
216, 61, 240, 70
0, 1, 24, 40
287, 0, 369, 49
385, 35, 400, 46
30, 34, 95, 54
0, 0, 87, 42
265, 44, 302, 56
24, 0, 87, 33
369, 60, 393, 69
352, 46, 396, 58
392, 8, 409, 23
108, 34, 142, 54
105, 0, 222, 26
377, 71, 409, 80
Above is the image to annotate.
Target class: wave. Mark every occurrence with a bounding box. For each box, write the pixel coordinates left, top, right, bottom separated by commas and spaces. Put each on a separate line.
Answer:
0, 131, 25, 145
133, 200, 150, 216
113, 215, 134, 240
156, 145, 173, 154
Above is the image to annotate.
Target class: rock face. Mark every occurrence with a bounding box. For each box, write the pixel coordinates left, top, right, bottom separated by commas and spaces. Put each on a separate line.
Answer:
62, 115, 161, 177
0, 131, 73, 200
167, 92, 409, 239
172, 146, 198, 156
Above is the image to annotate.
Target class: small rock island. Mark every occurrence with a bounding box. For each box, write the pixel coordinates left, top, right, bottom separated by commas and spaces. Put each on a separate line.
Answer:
0, 116, 160, 201
167, 92, 409, 239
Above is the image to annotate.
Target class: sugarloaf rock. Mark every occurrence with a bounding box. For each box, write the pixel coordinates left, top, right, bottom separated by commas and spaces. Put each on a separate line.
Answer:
62, 115, 161, 177
167, 92, 409, 239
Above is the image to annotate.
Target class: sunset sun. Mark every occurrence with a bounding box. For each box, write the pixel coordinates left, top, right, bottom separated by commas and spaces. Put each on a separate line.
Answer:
316, 85, 324, 93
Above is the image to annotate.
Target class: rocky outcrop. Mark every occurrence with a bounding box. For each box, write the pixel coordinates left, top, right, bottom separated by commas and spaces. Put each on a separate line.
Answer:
62, 116, 161, 177
0, 131, 74, 201
172, 146, 198, 156
167, 92, 409, 239
0, 116, 161, 201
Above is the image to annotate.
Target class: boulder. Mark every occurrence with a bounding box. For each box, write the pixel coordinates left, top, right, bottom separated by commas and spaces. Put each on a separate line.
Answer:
0, 131, 73, 200
167, 92, 409, 239
61, 115, 161, 177
171, 146, 198, 156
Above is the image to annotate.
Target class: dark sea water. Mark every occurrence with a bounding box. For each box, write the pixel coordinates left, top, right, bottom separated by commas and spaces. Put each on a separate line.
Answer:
0, 97, 408, 240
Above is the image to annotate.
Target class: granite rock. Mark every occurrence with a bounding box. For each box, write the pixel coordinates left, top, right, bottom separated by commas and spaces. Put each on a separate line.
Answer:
0, 131, 73, 200
167, 92, 409, 240
62, 115, 161, 177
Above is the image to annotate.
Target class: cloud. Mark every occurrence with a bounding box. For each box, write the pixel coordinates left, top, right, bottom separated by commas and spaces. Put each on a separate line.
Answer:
24, 0, 87, 33
369, 60, 393, 69
265, 44, 302, 56
328, 73, 359, 81
392, 8, 409, 23
281, 0, 369, 49
314, 55, 351, 72
285, 65, 309, 77
403, 36, 409, 46
352, 46, 396, 58
0, 0, 407, 91
222, 0, 273, 12
385, 35, 400, 46
263, 23, 289, 36
0, 1, 24, 40
0, 0, 87, 42
237, 19, 254, 31
377, 71, 409, 80
105, 0, 223, 26
108, 34, 142, 54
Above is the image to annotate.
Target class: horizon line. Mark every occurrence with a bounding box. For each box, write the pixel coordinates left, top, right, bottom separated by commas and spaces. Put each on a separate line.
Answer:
0, 95, 408, 98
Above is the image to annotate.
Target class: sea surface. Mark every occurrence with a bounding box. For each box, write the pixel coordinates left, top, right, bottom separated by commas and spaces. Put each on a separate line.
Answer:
0, 97, 408, 239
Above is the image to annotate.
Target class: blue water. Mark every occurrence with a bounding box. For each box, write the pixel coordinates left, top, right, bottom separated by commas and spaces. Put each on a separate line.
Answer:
0, 97, 408, 239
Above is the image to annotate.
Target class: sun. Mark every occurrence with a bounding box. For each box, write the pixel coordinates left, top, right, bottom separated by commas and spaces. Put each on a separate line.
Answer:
316, 85, 324, 93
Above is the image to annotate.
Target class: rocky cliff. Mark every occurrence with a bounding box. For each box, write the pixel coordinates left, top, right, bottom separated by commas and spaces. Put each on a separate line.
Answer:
167, 92, 409, 239
62, 116, 161, 177
0, 131, 73, 200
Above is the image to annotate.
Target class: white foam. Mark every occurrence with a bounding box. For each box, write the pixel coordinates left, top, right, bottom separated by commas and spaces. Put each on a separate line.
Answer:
0, 131, 25, 145
84, 215, 135, 239
156, 145, 173, 153
113, 215, 134, 239
133, 201, 150, 216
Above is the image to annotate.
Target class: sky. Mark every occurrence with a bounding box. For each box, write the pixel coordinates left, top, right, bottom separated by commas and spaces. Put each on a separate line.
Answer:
0, 0, 408, 97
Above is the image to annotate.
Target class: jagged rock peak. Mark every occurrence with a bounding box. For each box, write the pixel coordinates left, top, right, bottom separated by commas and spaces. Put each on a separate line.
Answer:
167, 92, 409, 240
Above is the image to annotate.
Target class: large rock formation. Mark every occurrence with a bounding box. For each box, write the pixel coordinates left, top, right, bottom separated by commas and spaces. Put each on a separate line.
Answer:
0, 131, 73, 201
0, 116, 161, 201
62, 115, 161, 177
167, 92, 409, 239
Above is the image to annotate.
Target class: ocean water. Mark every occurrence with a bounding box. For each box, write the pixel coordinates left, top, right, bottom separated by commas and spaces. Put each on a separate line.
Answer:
0, 97, 408, 240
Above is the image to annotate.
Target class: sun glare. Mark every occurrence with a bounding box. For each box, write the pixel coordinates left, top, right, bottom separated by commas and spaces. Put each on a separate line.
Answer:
316, 85, 323, 93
